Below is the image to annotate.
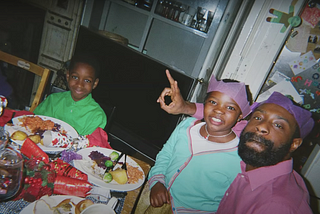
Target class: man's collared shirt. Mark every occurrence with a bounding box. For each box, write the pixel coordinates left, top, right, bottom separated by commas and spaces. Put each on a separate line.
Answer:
216, 159, 313, 214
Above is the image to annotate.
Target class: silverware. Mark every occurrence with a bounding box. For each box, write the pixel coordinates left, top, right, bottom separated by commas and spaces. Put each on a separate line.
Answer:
121, 154, 127, 170
105, 152, 124, 173
48, 151, 62, 160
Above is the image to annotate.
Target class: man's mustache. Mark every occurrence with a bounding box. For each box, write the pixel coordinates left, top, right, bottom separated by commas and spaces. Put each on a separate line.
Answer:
241, 132, 273, 148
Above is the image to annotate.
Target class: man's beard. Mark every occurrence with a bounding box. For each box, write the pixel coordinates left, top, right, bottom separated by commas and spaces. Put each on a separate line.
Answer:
238, 131, 292, 167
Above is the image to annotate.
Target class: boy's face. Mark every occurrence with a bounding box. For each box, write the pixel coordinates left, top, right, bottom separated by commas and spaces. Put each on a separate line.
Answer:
66, 62, 99, 102
204, 91, 242, 135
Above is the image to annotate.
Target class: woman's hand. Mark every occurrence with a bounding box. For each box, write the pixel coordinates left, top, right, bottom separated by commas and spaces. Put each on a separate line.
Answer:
157, 69, 196, 115
150, 182, 170, 207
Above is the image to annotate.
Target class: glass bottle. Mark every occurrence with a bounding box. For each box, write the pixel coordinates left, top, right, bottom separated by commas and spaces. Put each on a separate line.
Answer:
155, 0, 164, 15
0, 129, 23, 201
162, 0, 169, 17
199, 10, 208, 32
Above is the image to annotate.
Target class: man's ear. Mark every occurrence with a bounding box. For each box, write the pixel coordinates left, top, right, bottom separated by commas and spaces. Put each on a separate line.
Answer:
290, 138, 303, 153
93, 78, 99, 89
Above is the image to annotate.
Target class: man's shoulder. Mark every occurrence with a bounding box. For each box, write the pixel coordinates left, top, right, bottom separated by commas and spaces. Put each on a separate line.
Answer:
261, 171, 311, 212
272, 170, 309, 197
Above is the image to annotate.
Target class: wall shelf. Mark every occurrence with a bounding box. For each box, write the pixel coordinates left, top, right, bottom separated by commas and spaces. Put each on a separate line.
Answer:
82, 0, 230, 78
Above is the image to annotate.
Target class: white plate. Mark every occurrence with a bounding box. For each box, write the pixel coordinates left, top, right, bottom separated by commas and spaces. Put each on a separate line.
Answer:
73, 147, 145, 191
20, 195, 84, 214
4, 115, 78, 152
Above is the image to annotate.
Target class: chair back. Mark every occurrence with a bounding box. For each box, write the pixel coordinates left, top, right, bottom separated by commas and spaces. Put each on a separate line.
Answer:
100, 103, 116, 134
0, 50, 51, 112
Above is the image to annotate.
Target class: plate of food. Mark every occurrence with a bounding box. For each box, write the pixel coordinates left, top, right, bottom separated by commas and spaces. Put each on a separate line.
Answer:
20, 195, 94, 214
73, 147, 145, 191
4, 115, 78, 152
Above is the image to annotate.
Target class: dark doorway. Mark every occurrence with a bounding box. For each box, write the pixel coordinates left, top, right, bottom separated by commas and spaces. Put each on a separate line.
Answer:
0, 0, 45, 109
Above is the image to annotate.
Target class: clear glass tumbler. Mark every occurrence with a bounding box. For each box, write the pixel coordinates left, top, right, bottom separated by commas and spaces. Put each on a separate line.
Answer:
0, 129, 23, 201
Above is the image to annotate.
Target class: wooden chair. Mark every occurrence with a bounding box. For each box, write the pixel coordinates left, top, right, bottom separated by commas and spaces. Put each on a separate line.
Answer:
0, 50, 51, 112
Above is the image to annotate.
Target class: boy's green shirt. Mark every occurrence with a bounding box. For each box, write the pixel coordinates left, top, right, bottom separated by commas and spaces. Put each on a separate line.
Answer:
34, 91, 107, 135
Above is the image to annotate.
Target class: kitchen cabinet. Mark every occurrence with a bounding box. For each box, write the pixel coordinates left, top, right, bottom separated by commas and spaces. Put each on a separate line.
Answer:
82, 0, 234, 78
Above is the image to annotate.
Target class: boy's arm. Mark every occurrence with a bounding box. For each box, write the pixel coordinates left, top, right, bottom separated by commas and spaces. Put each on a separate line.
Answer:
33, 94, 54, 116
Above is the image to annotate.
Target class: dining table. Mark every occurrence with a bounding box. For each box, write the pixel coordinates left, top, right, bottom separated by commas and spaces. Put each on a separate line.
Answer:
0, 111, 151, 214
120, 157, 150, 214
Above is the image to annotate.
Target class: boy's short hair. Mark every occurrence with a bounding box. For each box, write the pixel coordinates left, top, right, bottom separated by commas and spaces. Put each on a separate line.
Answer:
69, 53, 101, 78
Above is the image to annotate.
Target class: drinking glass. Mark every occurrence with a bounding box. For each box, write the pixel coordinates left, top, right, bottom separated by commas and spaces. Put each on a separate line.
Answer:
0, 129, 23, 201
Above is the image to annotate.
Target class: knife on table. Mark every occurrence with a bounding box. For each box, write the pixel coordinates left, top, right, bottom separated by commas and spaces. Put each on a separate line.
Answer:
105, 152, 124, 173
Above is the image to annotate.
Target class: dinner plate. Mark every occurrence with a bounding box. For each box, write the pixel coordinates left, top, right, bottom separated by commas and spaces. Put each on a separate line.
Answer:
73, 147, 145, 191
20, 195, 84, 214
4, 115, 78, 153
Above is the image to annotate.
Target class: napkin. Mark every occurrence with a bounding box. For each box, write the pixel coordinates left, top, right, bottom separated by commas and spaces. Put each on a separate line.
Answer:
20, 138, 49, 163
53, 175, 92, 197
50, 158, 88, 180
0, 109, 34, 126
15, 156, 92, 202
87, 127, 112, 149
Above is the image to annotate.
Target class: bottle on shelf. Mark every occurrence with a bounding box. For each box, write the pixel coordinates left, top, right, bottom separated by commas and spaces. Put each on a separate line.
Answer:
162, 0, 170, 17
155, 0, 164, 15
206, 10, 214, 33
198, 10, 208, 32
180, 6, 192, 26
168, 1, 176, 20
190, 14, 197, 29
164, 1, 172, 18
177, 3, 188, 23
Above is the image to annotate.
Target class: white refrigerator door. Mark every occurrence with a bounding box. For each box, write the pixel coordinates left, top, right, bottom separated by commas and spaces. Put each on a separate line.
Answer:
219, 0, 306, 100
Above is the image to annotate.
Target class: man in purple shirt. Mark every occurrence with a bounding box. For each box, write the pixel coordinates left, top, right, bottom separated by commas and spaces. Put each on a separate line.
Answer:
215, 91, 314, 214
158, 70, 314, 213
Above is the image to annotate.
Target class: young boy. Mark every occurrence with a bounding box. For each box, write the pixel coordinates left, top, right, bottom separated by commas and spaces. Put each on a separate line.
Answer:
33, 53, 107, 135
147, 76, 252, 213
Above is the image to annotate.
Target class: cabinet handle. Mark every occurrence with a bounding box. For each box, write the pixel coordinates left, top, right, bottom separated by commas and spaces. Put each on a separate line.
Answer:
196, 78, 204, 84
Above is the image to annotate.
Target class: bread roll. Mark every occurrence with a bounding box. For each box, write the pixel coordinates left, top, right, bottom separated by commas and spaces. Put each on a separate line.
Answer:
53, 198, 77, 214
75, 199, 94, 214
